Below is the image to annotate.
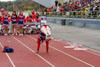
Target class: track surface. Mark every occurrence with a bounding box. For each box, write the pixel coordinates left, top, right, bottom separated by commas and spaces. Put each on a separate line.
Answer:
0, 35, 100, 67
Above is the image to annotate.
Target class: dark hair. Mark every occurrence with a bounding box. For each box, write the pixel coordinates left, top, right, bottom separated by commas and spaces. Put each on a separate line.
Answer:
12, 11, 17, 18
12, 11, 17, 15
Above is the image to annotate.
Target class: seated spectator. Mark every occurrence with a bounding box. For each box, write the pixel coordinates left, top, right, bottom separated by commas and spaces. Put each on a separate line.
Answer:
85, 6, 89, 15
26, 16, 32, 23
55, 0, 58, 7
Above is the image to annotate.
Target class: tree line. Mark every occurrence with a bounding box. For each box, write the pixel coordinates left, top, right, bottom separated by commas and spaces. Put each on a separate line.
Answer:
0, 0, 40, 11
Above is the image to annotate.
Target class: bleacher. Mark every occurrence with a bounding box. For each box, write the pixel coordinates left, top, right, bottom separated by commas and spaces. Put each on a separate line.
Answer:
39, 0, 100, 19
32, 0, 55, 8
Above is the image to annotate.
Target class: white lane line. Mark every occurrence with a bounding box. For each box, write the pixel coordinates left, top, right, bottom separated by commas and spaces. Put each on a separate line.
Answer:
74, 47, 87, 51
0, 43, 16, 67
27, 35, 95, 67
53, 38, 100, 57
64, 45, 76, 48
69, 44, 100, 56
49, 46, 95, 67
86, 50, 100, 57
11, 36, 55, 67
88, 49, 100, 54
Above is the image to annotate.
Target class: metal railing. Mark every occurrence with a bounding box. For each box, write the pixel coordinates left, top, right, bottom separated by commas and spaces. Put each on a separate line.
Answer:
42, 11, 100, 19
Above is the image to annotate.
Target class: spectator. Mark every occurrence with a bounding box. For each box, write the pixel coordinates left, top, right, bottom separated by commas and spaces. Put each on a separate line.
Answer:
1, 8, 5, 15
55, 0, 58, 7
45, 0, 100, 18
56, 6, 60, 13
85, 6, 89, 15
87, 6, 91, 16
65, 5, 70, 11
52, 6, 56, 12
0, 16, 2, 24
93, 5, 97, 11
58, 2, 61, 7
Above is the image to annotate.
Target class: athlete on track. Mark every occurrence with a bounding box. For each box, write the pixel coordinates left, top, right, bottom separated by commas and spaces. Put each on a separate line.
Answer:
37, 24, 51, 53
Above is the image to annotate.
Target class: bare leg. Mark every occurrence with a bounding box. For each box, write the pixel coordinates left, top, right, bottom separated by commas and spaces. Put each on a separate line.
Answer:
20, 26, 23, 34
19, 26, 21, 34
12, 25, 14, 35
14, 25, 17, 35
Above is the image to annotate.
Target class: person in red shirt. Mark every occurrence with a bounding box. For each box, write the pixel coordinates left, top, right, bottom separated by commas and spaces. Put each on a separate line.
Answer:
17, 11, 25, 36
31, 10, 39, 33
1, 8, 5, 15
69, 4, 73, 8
60, 6, 64, 13
47, 9, 50, 13
36, 17, 41, 33
26, 16, 32, 23
0, 16, 2, 24
36, 18, 41, 23
32, 10, 37, 22
75, 0, 79, 4
11, 11, 18, 35
3, 12, 9, 36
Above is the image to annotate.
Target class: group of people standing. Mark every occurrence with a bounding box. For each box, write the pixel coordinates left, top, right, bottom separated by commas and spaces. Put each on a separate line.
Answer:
0, 9, 39, 36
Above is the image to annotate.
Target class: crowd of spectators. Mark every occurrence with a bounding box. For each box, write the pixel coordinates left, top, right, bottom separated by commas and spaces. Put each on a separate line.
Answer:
41, 0, 100, 18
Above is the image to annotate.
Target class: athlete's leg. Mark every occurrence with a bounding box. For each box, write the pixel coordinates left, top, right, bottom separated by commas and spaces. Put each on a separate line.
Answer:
46, 40, 49, 53
37, 37, 41, 53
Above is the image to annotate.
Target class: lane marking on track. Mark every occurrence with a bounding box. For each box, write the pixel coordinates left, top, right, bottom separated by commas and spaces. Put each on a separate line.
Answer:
86, 50, 100, 57
69, 44, 100, 56
64, 45, 88, 51
52, 38, 100, 56
11, 36, 55, 67
88, 49, 100, 54
74, 47, 87, 51
64, 45, 76, 48
0, 43, 16, 67
49, 46, 95, 67
27, 35, 95, 67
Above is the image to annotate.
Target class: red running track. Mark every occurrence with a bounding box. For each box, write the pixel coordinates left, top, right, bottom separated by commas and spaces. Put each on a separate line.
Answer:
0, 34, 100, 67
